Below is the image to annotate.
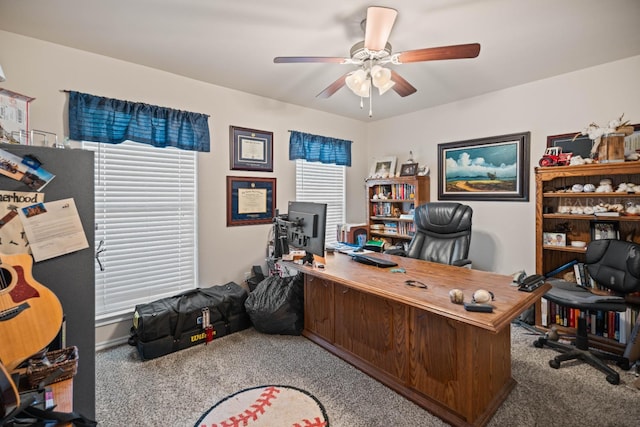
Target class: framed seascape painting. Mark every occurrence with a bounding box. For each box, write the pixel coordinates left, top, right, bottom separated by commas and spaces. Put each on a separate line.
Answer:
437, 132, 530, 202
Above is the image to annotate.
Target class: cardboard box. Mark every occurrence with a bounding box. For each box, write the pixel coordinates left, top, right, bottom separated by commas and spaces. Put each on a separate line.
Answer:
0, 88, 35, 144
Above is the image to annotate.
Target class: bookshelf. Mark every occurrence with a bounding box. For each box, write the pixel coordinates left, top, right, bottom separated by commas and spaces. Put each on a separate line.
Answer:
366, 175, 430, 246
535, 162, 640, 354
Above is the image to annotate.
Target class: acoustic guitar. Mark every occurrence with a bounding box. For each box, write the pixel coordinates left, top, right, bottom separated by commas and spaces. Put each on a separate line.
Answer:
0, 361, 19, 419
0, 253, 63, 372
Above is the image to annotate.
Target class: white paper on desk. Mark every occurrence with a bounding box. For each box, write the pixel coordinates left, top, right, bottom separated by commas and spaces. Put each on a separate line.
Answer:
17, 198, 89, 262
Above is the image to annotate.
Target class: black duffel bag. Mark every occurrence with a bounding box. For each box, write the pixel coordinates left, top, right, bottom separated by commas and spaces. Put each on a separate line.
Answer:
129, 282, 251, 359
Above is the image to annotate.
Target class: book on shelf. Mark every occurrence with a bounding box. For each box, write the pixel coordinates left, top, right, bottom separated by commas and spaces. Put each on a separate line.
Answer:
540, 299, 548, 327
573, 263, 583, 286
543, 302, 639, 345
623, 315, 640, 363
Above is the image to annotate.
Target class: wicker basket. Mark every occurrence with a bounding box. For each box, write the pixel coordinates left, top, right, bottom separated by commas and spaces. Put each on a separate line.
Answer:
24, 346, 78, 389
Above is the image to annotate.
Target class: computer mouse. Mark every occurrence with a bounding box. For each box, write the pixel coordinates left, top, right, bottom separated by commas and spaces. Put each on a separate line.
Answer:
353, 247, 364, 252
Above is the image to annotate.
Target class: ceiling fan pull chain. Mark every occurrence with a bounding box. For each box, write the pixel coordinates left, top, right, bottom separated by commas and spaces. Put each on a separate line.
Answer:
368, 80, 373, 117
359, 97, 364, 110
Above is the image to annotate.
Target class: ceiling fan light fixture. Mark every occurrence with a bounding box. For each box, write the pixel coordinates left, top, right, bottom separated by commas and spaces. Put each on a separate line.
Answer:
370, 65, 395, 95
345, 69, 370, 98
376, 79, 395, 96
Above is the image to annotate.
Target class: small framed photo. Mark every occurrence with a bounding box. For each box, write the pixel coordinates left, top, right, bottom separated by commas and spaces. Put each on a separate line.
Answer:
590, 220, 619, 240
399, 163, 418, 177
543, 232, 566, 247
229, 126, 273, 172
369, 156, 397, 178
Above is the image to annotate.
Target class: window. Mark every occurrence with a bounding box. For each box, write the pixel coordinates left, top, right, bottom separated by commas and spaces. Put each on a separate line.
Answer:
83, 140, 197, 322
295, 160, 345, 246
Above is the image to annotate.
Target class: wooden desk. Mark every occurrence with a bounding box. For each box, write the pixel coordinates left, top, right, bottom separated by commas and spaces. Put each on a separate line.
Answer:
288, 253, 550, 427
50, 379, 73, 412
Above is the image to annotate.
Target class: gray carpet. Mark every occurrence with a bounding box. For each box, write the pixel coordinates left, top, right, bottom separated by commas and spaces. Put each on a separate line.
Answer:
95, 325, 640, 426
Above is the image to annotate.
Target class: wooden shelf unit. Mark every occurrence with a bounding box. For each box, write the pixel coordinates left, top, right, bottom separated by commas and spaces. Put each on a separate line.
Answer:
365, 176, 430, 245
535, 161, 640, 354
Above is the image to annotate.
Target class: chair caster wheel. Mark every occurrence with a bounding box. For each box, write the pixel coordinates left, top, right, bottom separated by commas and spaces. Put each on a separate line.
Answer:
606, 374, 619, 385
616, 360, 630, 371
549, 359, 560, 369
533, 339, 544, 348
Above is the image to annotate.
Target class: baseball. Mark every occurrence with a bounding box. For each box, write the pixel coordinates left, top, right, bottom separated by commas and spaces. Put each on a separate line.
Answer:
449, 288, 464, 304
473, 289, 492, 304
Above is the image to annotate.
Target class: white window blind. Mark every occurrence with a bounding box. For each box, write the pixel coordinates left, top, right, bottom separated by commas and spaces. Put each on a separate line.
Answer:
295, 160, 345, 246
83, 140, 197, 321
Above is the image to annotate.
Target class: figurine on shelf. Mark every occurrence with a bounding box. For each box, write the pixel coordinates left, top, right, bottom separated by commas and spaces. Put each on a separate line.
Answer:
407, 150, 414, 163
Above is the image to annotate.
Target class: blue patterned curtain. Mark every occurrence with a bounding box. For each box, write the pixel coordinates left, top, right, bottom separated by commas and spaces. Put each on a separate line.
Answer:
289, 131, 352, 166
68, 91, 210, 152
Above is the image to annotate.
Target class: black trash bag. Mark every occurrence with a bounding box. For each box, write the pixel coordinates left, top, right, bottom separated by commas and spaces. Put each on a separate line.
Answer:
244, 273, 304, 335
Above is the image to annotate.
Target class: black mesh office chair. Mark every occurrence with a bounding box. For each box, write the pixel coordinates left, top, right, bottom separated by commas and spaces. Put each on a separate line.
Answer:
386, 202, 472, 267
534, 239, 640, 384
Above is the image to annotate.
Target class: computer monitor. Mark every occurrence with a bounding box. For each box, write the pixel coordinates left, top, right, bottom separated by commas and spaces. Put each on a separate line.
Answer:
275, 201, 327, 264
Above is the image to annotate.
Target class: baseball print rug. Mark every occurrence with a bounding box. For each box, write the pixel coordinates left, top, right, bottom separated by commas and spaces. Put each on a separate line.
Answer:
195, 385, 329, 427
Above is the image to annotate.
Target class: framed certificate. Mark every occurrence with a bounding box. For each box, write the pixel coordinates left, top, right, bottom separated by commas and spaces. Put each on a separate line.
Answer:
229, 126, 273, 172
226, 176, 276, 226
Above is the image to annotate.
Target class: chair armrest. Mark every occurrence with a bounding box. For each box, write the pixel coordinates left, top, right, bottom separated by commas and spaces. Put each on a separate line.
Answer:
384, 248, 407, 257
452, 259, 472, 268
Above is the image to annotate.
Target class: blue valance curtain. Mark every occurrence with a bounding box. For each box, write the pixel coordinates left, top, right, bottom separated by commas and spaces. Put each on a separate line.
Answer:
289, 130, 352, 166
68, 91, 210, 152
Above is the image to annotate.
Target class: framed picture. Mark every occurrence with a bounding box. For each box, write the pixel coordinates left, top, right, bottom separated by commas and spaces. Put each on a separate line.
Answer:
226, 176, 276, 226
543, 232, 566, 247
547, 124, 640, 159
547, 132, 593, 159
229, 126, 273, 172
369, 156, 397, 178
590, 220, 619, 240
437, 132, 530, 201
399, 163, 418, 177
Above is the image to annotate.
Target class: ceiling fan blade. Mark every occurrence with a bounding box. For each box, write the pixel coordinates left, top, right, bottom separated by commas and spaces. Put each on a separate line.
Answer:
274, 56, 347, 64
396, 43, 481, 63
364, 6, 398, 51
316, 73, 349, 98
390, 70, 417, 97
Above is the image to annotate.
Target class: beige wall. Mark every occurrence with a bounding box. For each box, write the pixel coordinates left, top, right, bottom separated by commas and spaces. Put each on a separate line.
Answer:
0, 30, 368, 346
2, 29, 640, 346
368, 55, 640, 274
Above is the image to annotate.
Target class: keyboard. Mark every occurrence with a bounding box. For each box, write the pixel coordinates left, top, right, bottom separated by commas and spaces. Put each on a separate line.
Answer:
351, 254, 398, 268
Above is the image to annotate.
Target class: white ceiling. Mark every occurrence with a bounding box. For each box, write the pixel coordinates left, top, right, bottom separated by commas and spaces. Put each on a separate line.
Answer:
1, 0, 639, 122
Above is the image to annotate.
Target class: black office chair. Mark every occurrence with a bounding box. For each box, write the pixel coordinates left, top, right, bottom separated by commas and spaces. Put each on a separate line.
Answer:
386, 202, 473, 267
534, 239, 640, 384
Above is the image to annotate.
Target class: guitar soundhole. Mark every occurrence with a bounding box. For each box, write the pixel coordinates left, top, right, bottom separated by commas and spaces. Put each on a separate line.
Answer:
0, 267, 12, 291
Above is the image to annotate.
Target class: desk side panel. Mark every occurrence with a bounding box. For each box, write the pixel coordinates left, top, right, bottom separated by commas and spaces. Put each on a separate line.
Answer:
334, 284, 409, 381
410, 308, 512, 424
304, 276, 334, 342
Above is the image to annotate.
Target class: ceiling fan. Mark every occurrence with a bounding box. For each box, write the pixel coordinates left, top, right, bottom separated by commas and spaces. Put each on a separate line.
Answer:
274, 6, 480, 116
